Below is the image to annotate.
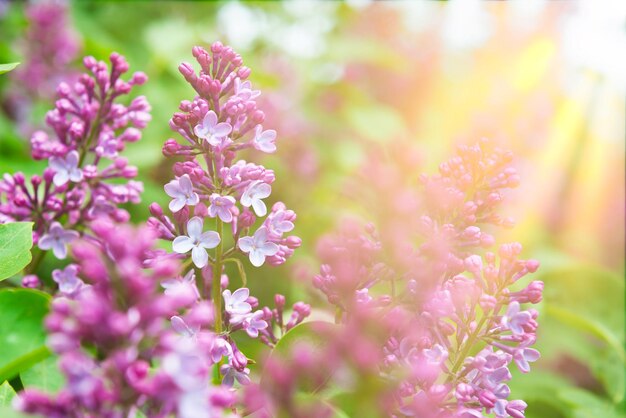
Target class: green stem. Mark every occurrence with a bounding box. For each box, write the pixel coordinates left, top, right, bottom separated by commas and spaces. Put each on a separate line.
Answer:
211, 219, 224, 386
25, 248, 46, 275
212, 218, 224, 335
195, 267, 205, 300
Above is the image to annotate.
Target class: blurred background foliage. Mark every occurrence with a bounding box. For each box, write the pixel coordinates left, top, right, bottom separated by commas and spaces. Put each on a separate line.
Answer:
0, 1, 624, 417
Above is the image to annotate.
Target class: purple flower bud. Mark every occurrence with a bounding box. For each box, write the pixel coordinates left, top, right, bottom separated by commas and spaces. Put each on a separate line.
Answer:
22, 275, 41, 289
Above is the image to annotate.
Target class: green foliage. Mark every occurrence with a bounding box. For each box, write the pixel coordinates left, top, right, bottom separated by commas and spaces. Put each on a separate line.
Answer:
0, 62, 19, 75
0, 381, 16, 407
266, 321, 336, 394
0, 289, 51, 382
523, 261, 626, 416
0, 222, 34, 281
20, 355, 64, 394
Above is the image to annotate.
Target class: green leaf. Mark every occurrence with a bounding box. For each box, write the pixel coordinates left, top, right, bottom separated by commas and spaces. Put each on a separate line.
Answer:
558, 386, 625, 418
0, 381, 16, 407
0, 406, 29, 418
0, 63, 19, 75
545, 305, 625, 364
20, 355, 64, 393
264, 321, 336, 393
538, 264, 625, 403
0, 289, 51, 382
0, 223, 34, 281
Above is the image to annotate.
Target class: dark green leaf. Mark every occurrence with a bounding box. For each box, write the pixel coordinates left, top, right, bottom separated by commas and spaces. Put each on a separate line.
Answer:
0, 289, 51, 382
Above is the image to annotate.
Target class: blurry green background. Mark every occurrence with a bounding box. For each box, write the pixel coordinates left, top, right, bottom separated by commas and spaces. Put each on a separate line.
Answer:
0, 1, 624, 417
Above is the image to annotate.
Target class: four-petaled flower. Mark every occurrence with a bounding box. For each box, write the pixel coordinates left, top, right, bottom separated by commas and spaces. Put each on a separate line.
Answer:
172, 217, 220, 268
210, 337, 233, 364
512, 347, 540, 373
238, 227, 279, 267
161, 269, 199, 299
208, 193, 236, 223
52, 264, 84, 296
423, 344, 449, 365
267, 210, 294, 235
165, 174, 199, 212
252, 125, 277, 153
220, 363, 251, 387
223, 288, 252, 316
501, 301, 532, 335
234, 78, 260, 100
38, 222, 79, 259
194, 110, 232, 147
240, 180, 271, 217
171, 315, 200, 339
241, 310, 268, 338
49, 150, 83, 186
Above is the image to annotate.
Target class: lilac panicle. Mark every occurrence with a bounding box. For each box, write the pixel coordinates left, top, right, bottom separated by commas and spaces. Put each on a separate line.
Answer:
248, 140, 542, 418
0, 52, 149, 278
145, 43, 308, 392
149, 42, 300, 273
5, 1, 81, 134
14, 1, 81, 98
15, 220, 235, 418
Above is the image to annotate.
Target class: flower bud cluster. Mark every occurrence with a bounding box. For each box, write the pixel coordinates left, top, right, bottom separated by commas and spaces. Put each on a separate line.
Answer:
304, 141, 543, 417
15, 221, 234, 417
0, 52, 149, 271
146, 44, 308, 393
150, 43, 300, 271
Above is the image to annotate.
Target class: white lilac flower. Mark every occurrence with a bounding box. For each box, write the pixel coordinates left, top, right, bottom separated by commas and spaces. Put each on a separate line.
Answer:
423, 344, 449, 365
220, 363, 251, 387
222, 288, 252, 316
49, 150, 83, 186
242, 310, 268, 338
172, 217, 220, 268
240, 180, 271, 217
38, 222, 79, 259
233, 77, 260, 100
209, 337, 232, 364
194, 110, 232, 147
252, 125, 277, 153
164, 174, 199, 213
52, 264, 84, 296
501, 301, 532, 335
171, 315, 200, 339
208, 193, 236, 223
162, 270, 199, 299
512, 347, 540, 373
266, 209, 294, 235
237, 226, 278, 267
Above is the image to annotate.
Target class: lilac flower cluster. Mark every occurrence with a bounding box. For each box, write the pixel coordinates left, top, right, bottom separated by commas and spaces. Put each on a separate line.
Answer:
244, 141, 542, 417
147, 43, 306, 387
14, 1, 80, 97
15, 221, 235, 418
5, 1, 81, 133
151, 43, 300, 270
0, 52, 149, 282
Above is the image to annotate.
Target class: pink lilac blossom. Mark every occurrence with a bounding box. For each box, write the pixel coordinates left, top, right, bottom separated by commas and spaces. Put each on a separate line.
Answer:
172, 216, 221, 268
5, 1, 81, 134
0, 52, 149, 287
246, 141, 542, 418
143, 43, 308, 394
15, 221, 235, 418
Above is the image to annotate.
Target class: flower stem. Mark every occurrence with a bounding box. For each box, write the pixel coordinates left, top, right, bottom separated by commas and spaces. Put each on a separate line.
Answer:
212, 218, 224, 335
25, 248, 46, 275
